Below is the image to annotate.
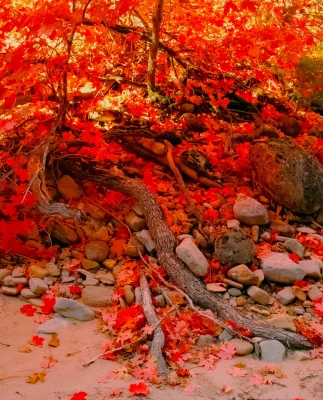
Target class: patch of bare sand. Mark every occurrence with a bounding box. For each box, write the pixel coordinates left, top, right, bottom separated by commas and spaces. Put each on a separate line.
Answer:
0, 295, 322, 400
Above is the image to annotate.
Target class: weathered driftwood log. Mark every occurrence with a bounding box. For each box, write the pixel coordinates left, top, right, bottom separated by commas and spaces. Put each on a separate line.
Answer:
59, 156, 311, 350
140, 272, 168, 375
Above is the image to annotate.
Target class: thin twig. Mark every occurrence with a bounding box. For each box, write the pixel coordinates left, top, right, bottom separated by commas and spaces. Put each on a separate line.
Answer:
83, 304, 177, 367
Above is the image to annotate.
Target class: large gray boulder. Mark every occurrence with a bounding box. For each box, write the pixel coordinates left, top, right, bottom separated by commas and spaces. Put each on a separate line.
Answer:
250, 139, 323, 214
214, 228, 255, 267
54, 298, 95, 321
233, 194, 269, 225
176, 238, 209, 277
259, 252, 306, 284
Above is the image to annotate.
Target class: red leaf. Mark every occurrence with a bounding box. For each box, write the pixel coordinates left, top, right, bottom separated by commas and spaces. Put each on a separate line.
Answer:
129, 382, 150, 396
70, 286, 82, 295
289, 252, 299, 263
31, 335, 44, 347
70, 392, 87, 400
40, 297, 56, 314
203, 209, 219, 221
20, 304, 37, 317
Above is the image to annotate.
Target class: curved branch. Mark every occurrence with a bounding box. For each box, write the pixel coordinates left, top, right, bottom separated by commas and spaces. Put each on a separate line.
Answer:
58, 156, 311, 350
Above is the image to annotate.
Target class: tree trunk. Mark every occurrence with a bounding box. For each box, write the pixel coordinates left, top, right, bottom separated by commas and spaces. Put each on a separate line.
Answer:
59, 156, 311, 350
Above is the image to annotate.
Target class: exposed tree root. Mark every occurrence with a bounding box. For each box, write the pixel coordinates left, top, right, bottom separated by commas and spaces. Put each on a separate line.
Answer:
140, 271, 168, 375
59, 156, 312, 350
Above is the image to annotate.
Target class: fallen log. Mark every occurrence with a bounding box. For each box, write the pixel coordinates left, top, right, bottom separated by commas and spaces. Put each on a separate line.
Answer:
58, 156, 311, 350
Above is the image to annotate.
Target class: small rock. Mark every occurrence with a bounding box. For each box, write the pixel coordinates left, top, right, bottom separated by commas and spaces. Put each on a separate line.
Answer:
176, 238, 209, 277
253, 269, 265, 286
50, 222, 79, 244
261, 231, 271, 241
303, 312, 312, 321
29, 278, 48, 294
81, 287, 114, 308
281, 115, 301, 138
37, 318, 68, 334
81, 259, 99, 270
83, 275, 99, 286
230, 298, 237, 307
303, 300, 313, 307
214, 228, 255, 267
59, 249, 71, 260
270, 221, 294, 237
228, 288, 242, 297
95, 271, 115, 285
218, 330, 233, 342
260, 340, 286, 362
283, 239, 304, 258
299, 260, 321, 279
12, 267, 24, 278
57, 175, 82, 200
227, 264, 259, 286
293, 286, 306, 302
21, 288, 40, 298
297, 227, 316, 234
223, 292, 230, 300
155, 294, 165, 307
3, 276, 28, 287
135, 230, 156, 252
251, 225, 259, 243
90, 226, 111, 241
236, 296, 247, 306
28, 265, 49, 279
0, 269, 11, 282
226, 219, 240, 229
308, 286, 323, 300
54, 297, 95, 320
112, 264, 122, 278
276, 287, 296, 305
125, 211, 146, 232
132, 204, 144, 217
260, 252, 306, 284
124, 285, 135, 305
102, 259, 117, 269
197, 334, 214, 347
266, 314, 296, 332
230, 339, 254, 355
85, 241, 109, 262
25, 298, 43, 307
46, 262, 60, 277
124, 236, 146, 258
192, 229, 208, 249
61, 270, 70, 277
294, 307, 305, 315
233, 194, 269, 225
1, 286, 19, 296
206, 283, 227, 293
247, 286, 270, 305
62, 277, 76, 283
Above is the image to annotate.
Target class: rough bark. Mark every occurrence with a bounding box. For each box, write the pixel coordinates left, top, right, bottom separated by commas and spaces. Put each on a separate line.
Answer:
140, 272, 168, 375
59, 156, 311, 350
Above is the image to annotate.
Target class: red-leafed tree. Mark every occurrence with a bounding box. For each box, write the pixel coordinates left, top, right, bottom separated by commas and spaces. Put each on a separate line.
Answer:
1, 0, 323, 364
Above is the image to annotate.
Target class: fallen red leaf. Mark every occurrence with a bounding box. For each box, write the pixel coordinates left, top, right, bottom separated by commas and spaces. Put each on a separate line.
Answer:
30, 335, 44, 347
70, 392, 87, 400
20, 304, 37, 317
128, 382, 150, 396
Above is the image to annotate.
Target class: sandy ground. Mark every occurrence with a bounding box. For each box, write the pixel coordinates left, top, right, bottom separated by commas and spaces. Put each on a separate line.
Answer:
1, 295, 323, 400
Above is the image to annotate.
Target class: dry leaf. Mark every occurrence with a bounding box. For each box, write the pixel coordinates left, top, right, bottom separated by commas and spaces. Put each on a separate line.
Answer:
234, 362, 246, 368
48, 333, 60, 347
26, 372, 46, 384
19, 346, 32, 353
221, 385, 233, 393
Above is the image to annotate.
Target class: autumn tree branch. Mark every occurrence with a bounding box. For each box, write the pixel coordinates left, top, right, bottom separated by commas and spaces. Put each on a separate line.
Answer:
147, 0, 165, 92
